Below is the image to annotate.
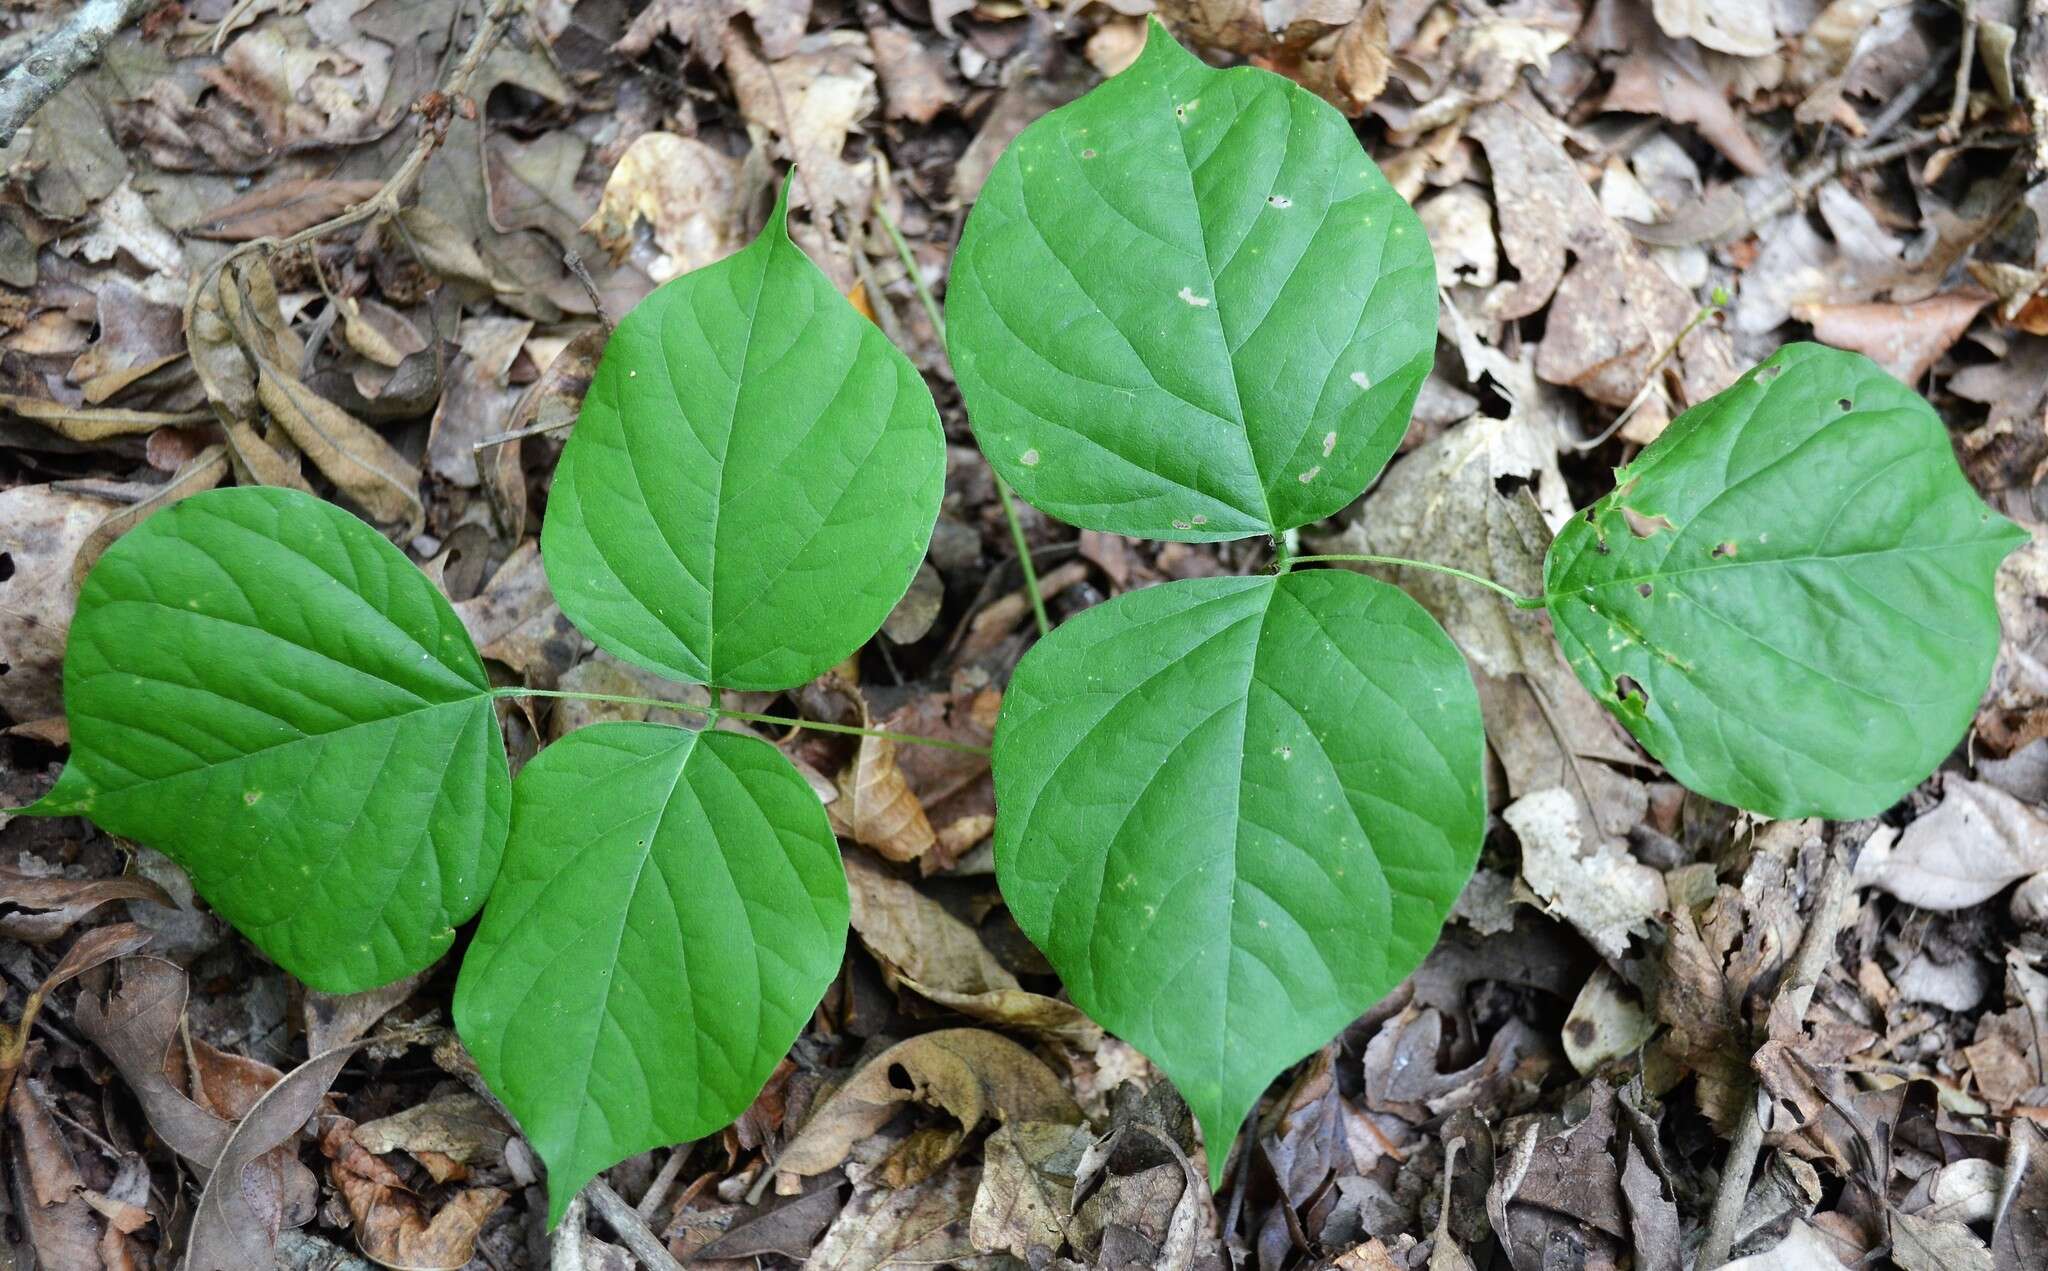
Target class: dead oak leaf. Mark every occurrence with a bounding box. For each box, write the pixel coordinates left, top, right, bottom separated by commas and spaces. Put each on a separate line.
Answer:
778, 1029, 1082, 1184
320, 1117, 507, 1271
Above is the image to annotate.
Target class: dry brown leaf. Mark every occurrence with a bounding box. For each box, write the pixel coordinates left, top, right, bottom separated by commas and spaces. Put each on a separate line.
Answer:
186, 178, 385, 241
71, 444, 232, 588
844, 852, 1016, 994
320, 1117, 508, 1270
583, 133, 742, 283
74, 958, 234, 1165
1854, 779, 2048, 910
778, 1029, 1082, 1181
0, 484, 111, 721
833, 732, 937, 862
722, 28, 878, 229
1795, 293, 1992, 382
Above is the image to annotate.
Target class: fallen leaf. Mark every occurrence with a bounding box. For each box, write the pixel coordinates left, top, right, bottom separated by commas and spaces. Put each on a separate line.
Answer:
186, 1042, 369, 1269
583, 133, 742, 283
0, 484, 108, 720
1855, 780, 2048, 910
778, 1029, 1082, 1181
0, 859, 171, 943
1506, 787, 1667, 960
1797, 292, 1992, 382
320, 1117, 508, 1270
185, 178, 385, 241
74, 957, 233, 1165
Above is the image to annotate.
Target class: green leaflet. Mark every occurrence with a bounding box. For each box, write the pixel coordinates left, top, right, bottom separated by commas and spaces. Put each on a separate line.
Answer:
992, 570, 1485, 1185
1545, 343, 2028, 818
542, 180, 945, 692
946, 20, 1435, 543
453, 723, 849, 1226
26, 486, 508, 993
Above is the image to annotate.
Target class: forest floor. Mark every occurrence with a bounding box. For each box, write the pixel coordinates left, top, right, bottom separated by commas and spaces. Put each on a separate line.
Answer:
4, 0, 2048, 1268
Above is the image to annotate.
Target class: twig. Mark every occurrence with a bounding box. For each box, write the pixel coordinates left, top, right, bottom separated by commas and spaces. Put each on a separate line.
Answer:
1944, 0, 1978, 141
583, 1179, 688, 1271
1694, 840, 1856, 1270
0, 0, 155, 148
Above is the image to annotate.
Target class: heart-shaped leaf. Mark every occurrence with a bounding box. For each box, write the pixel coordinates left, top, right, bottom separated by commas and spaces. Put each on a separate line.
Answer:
1545, 343, 2028, 818
452, 722, 849, 1226
946, 19, 1436, 542
993, 570, 1485, 1183
542, 181, 945, 692
27, 486, 508, 993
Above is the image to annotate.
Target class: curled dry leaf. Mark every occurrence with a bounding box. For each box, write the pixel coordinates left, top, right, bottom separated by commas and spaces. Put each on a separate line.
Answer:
320, 1118, 508, 1270
833, 732, 937, 862
778, 1029, 1082, 1182
74, 958, 233, 1165
0, 857, 170, 944
843, 853, 1102, 1046
186, 1041, 371, 1270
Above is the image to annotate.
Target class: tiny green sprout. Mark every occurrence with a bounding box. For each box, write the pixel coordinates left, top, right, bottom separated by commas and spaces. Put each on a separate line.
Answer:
22, 17, 2023, 1222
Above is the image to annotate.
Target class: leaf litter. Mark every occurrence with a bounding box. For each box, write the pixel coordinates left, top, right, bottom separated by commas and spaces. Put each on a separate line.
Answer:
3, 0, 2048, 1265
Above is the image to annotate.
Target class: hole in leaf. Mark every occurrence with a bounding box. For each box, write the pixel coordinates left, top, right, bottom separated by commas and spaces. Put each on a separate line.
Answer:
1710, 541, 1737, 558
1621, 507, 1674, 538
1757, 364, 1782, 384
886, 1063, 916, 1092
1494, 473, 1534, 500
0, 552, 11, 582
1837, 397, 1852, 411
1636, 583, 1653, 598
1615, 675, 1648, 706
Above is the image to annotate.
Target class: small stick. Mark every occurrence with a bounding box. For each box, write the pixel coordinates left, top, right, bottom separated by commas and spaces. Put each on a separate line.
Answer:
0, 0, 155, 147
583, 1179, 687, 1271
1694, 840, 1856, 1270
1944, 0, 1978, 141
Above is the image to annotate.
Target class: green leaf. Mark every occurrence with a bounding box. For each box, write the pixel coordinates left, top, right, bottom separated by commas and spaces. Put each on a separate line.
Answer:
946, 19, 1436, 542
1544, 342, 2028, 818
542, 180, 945, 692
452, 722, 849, 1227
26, 486, 508, 993
993, 570, 1485, 1185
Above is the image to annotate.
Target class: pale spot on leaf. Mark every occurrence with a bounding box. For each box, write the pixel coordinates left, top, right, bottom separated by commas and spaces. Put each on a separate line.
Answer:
1350, 371, 1372, 390
1177, 287, 1210, 307
1020, 448, 1040, 467
1321, 431, 1337, 457
1298, 466, 1321, 483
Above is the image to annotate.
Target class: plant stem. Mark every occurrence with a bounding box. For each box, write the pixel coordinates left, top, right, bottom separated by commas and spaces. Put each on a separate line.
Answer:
492, 687, 992, 757
1285, 554, 1548, 609
994, 476, 1053, 638
872, 186, 1050, 639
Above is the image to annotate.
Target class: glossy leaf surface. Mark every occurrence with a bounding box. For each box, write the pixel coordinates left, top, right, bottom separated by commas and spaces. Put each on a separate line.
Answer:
1545, 342, 2027, 818
993, 570, 1485, 1183
946, 20, 1437, 541
29, 486, 508, 992
453, 723, 849, 1226
543, 182, 945, 691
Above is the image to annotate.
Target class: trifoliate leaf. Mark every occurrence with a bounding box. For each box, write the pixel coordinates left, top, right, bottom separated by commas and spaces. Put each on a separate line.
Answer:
453, 723, 849, 1227
992, 570, 1485, 1185
27, 486, 508, 992
947, 19, 1436, 542
542, 180, 945, 692
1545, 343, 2028, 817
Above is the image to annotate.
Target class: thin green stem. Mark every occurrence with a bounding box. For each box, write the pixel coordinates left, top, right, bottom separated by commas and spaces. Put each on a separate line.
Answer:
994, 476, 1053, 638
491, 688, 992, 756
873, 189, 1050, 639
1286, 554, 1548, 609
